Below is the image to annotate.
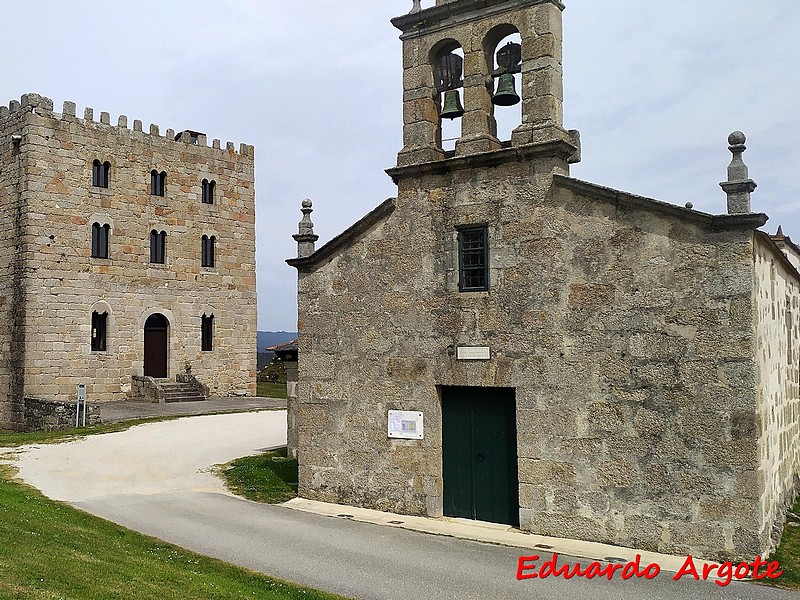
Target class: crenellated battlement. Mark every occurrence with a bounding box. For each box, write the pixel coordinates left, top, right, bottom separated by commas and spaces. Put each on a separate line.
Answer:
0, 92, 254, 158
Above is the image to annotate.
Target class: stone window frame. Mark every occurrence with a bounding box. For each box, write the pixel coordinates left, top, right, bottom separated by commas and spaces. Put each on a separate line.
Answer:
150, 169, 167, 196
201, 178, 216, 205
201, 234, 216, 268
91, 310, 108, 352
201, 313, 214, 351
457, 225, 489, 292
149, 229, 166, 264
92, 159, 110, 188
91, 222, 110, 259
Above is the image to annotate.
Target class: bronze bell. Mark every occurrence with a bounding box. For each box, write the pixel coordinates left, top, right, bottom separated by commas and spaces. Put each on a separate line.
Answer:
492, 73, 520, 107
440, 89, 465, 120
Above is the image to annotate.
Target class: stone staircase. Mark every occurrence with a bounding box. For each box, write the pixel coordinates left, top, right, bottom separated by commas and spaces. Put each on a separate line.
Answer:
155, 379, 207, 403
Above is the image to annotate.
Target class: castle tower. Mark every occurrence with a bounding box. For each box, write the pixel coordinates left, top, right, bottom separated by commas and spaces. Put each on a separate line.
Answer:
391, 0, 580, 167
0, 93, 257, 431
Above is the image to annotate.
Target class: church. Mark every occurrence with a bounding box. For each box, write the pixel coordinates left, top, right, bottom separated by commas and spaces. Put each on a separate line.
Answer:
288, 0, 800, 560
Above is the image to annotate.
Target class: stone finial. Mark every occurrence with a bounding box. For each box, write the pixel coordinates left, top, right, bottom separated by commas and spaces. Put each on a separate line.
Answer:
720, 131, 757, 214
293, 199, 319, 258
411, 0, 422, 12
776, 225, 785, 238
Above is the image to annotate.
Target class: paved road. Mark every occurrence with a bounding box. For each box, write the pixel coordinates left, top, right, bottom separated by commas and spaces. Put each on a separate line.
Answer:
10, 412, 796, 600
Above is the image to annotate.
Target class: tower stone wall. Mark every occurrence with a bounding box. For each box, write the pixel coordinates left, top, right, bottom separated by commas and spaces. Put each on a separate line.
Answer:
0, 93, 257, 427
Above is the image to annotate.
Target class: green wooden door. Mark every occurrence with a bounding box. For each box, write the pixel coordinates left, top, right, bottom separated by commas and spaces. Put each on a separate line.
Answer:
442, 386, 519, 526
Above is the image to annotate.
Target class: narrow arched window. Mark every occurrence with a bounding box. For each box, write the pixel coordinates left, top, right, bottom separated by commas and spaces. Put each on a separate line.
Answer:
201, 179, 216, 204
150, 229, 166, 264
201, 235, 216, 267
201, 313, 214, 351
92, 160, 110, 188
91, 311, 108, 351
91, 222, 110, 258
150, 170, 166, 196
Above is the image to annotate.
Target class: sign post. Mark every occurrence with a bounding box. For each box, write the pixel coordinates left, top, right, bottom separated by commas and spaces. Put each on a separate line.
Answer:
76, 384, 87, 428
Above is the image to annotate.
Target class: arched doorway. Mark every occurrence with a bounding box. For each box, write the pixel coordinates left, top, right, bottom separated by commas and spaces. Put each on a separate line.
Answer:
144, 313, 169, 378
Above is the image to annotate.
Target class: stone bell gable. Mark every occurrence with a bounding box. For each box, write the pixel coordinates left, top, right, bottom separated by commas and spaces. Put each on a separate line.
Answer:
0, 93, 257, 430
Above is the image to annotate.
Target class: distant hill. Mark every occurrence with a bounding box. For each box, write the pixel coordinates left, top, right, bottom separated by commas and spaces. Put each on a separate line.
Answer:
257, 331, 298, 352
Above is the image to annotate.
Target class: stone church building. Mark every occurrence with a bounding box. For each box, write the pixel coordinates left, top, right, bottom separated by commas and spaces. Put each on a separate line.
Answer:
0, 93, 257, 431
289, 0, 800, 560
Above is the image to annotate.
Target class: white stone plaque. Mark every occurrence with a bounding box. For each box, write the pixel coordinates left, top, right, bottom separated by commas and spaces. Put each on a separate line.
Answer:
388, 410, 424, 440
456, 346, 491, 361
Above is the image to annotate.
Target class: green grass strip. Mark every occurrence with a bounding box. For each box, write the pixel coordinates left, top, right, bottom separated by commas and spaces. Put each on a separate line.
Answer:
220, 448, 298, 504
257, 382, 288, 399
0, 465, 347, 600
766, 500, 800, 590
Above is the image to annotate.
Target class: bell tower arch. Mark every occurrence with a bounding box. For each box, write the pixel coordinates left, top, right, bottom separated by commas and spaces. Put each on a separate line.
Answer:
391, 0, 579, 168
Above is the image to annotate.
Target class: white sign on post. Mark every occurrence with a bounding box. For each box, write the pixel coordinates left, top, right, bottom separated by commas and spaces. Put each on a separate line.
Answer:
388, 410, 424, 440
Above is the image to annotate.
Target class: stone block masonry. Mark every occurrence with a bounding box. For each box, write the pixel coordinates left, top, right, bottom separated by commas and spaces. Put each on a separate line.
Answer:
289, 0, 799, 564
0, 93, 257, 430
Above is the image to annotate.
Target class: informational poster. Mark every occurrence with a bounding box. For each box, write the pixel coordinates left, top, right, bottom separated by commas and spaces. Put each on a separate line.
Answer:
388, 410, 424, 440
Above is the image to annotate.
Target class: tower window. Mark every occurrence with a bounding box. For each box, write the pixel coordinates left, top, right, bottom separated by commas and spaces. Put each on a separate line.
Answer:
458, 226, 488, 291
202, 179, 216, 204
150, 229, 166, 264
201, 313, 214, 351
92, 160, 110, 188
150, 170, 166, 196
91, 311, 108, 351
91, 222, 110, 259
201, 235, 216, 267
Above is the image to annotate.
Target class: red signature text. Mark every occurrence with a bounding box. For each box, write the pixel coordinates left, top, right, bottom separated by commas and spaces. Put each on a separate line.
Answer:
517, 553, 783, 587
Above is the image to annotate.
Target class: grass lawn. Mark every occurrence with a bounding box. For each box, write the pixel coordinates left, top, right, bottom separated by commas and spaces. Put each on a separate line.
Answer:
257, 382, 287, 399
0, 465, 347, 599
220, 447, 298, 504
766, 501, 800, 590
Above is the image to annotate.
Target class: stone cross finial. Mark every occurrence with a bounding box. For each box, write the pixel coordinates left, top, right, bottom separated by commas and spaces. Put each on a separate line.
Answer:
294, 199, 319, 258
720, 131, 757, 214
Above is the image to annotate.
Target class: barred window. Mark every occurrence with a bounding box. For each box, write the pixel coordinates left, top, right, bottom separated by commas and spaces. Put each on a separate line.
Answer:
458, 226, 488, 291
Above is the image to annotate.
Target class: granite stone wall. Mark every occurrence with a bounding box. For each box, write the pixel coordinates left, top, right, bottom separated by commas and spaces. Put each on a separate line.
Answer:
23, 397, 101, 431
295, 160, 768, 560
754, 237, 800, 555
292, 0, 796, 562
0, 100, 27, 429
0, 93, 257, 426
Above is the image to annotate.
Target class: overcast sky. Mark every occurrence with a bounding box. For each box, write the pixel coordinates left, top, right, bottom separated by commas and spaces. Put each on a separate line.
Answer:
4, 1, 799, 332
